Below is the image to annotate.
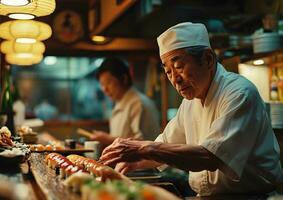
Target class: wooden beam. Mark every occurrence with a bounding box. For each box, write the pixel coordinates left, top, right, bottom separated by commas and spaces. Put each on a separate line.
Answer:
160, 73, 168, 131
46, 37, 157, 54
90, 0, 137, 36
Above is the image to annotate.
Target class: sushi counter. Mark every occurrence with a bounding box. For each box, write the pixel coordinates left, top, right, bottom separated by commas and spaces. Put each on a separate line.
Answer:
1, 154, 274, 200
0, 126, 276, 200
0, 125, 183, 200
0, 153, 183, 200
0, 153, 272, 200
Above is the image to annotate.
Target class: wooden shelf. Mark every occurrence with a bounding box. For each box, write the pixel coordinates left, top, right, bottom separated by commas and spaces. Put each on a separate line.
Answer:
241, 48, 283, 64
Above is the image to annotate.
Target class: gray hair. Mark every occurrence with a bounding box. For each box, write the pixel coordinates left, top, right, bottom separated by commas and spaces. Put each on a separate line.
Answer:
184, 46, 217, 66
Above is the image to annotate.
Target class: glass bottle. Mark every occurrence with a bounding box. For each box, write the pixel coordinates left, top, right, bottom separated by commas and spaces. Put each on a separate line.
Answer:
0, 65, 15, 136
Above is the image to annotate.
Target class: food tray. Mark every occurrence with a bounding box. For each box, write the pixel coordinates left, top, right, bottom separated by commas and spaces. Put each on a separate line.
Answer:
31, 148, 94, 154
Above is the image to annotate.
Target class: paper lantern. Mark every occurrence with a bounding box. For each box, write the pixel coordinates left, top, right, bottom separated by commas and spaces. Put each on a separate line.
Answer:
0, 0, 56, 19
0, 20, 52, 43
6, 53, 43, 65
1, 40, 45, 54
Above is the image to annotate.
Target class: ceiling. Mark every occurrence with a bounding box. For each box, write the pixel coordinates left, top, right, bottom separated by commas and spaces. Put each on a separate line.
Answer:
96, 0, 281, 37
46, 0, 281, 36
1, 0, 282, 56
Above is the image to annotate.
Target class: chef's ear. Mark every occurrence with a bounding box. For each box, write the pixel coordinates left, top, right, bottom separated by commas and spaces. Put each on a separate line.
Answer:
122, 74, 129, 86
201, 49, 215, 69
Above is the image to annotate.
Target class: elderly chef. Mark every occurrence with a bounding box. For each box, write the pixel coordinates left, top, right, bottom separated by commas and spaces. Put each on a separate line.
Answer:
99, 22, 283, 196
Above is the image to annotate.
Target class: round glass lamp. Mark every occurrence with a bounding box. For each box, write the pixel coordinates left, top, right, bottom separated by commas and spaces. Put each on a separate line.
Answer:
0, 20, 52, 43
6, 53, 43, 65
0, 0, 55, 19
0, 40, 45, 54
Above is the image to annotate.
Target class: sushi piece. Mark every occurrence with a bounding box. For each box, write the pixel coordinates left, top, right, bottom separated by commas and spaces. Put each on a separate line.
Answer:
64, 165, 86, 178
45, 153, 61, 168
35, 144, 45, 152
63, 172, 93, 193
94, 165, 132, 184
0, 126, 13, 147
45, 144, 53, 151
59, 160, 73, 179
66, 154, 130, 183
80, 179, 160, 200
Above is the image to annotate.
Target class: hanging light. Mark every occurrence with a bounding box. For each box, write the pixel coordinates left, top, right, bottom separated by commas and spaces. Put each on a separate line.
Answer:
91, 35, 112, 44
0, 0, 30, 6
92, 36, 107, 43
6, 53, 43, 65
0, 20, 52, 43
0, 0, 55, 20
16, 38, 36, 43
9, 13, 34, 20
0, 40, 45, 54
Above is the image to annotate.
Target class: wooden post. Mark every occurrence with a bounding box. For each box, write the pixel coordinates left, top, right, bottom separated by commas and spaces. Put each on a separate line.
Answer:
160, 73, 168, 131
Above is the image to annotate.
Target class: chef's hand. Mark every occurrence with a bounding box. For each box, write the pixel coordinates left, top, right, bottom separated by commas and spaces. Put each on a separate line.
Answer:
99, 138, 153, 166
115, 162, 139, 174
90, 130, 115, 147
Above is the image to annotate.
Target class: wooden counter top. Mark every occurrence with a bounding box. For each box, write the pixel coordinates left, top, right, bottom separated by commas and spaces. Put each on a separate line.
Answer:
29, 153, 80, 200
0, 153, 273, 200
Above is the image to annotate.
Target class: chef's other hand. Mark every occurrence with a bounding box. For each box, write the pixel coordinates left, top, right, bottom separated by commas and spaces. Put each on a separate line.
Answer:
115, 162, 139, 174
99, 138, 152, 166
90, 130, 115, 147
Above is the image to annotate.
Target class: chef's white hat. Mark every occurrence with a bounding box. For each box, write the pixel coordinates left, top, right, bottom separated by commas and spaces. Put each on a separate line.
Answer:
157, 22, 211, 57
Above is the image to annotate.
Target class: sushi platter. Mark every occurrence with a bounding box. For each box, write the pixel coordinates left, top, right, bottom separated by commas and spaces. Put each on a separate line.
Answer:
0, 126, 181, 199
29, 152, 181, 200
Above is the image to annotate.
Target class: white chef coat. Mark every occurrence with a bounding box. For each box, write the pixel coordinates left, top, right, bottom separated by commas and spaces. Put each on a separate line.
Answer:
110, 87, 160, 141
13, 100, 25, 126
155, 63, 283, 196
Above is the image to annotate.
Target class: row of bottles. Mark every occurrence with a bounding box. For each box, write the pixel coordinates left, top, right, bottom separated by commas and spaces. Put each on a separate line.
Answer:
0, 65, 15, 136
270, 67, 283, 102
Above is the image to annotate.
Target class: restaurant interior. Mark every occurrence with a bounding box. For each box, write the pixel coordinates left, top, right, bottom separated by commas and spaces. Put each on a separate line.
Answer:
1, 0, 283, 199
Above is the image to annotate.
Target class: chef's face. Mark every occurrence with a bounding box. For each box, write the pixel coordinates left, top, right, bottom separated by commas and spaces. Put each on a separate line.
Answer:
99, 71, 125, 101
161, 48, 214, 101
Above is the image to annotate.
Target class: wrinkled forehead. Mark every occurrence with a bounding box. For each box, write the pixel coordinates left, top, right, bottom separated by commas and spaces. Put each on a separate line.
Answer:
161, 48, 188, 66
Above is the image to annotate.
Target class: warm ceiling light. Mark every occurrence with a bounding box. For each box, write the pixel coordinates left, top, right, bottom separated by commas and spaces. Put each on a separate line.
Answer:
253, 59, 265, 65
1, 0, 30, 6
0, 20, 52, 42
0, 0, 55, 18
6, 53, 43, 65
92, 36, 107, 42
16, 38, 36, 44
1, 40, 45, 54
91, 35, 111, 45
91, 35, 112, 44
8, 13, 34, 19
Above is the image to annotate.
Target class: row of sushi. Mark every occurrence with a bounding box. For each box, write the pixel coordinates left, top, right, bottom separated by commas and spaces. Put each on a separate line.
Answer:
63, 171, 181, 200
30, 144, 64, 152
45, 153, 129, 182
64, 172, 162, 200
45, 153, 181, 200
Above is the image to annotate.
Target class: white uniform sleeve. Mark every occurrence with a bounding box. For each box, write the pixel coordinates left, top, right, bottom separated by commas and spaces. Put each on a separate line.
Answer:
129, 100, 143, 139
155, 100, 186, 144
201, 88, 265, 180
